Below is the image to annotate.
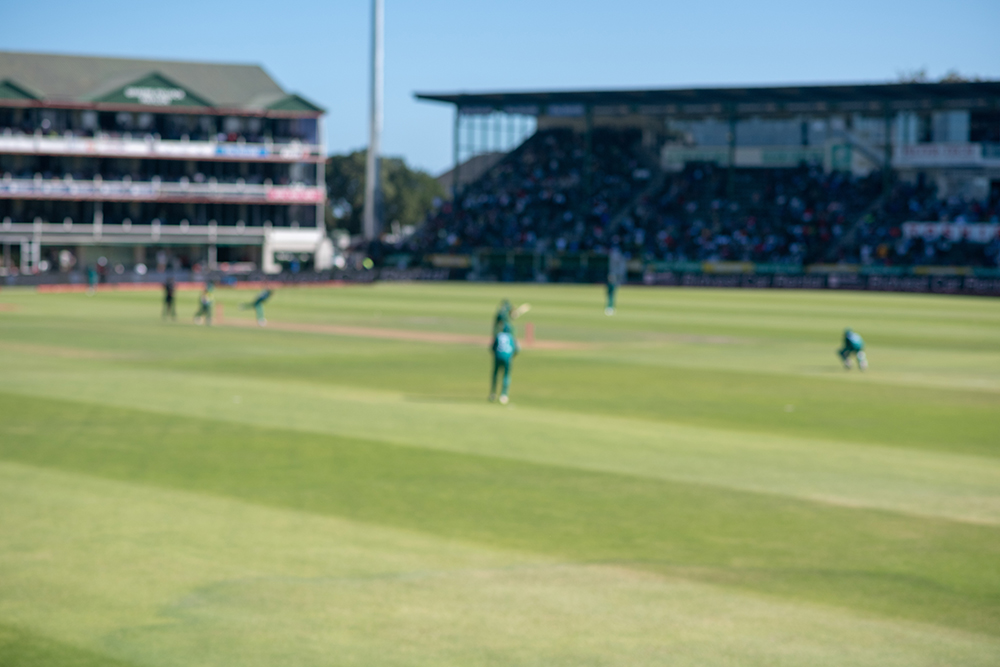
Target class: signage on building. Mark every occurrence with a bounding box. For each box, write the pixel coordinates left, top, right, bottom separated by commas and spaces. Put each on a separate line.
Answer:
894, 143, 983, 167
124, 86, 186, 106
266, 188, 325, 203
902, 222, 1000, 243
90, 72, 210, 107
216, 145, 268, 158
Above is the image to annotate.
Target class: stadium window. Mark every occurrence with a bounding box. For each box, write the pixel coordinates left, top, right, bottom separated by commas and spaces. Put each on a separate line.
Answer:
198, 116, 216, 140
39, 109, 61, 134
970, 112, 1000, 143
918, 114, 933, 143
293, 118, 317, 143
81, 111, 98, 133
246, 117, 262, 138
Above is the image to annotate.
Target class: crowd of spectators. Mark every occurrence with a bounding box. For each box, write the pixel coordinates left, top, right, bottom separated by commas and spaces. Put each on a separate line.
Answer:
852, 180, 1000, 267
411, 128, 652, 253
0, 156, 314, 187
0, 109, 317, 145
614, 163, 882, 264
409, 127, 1000, 268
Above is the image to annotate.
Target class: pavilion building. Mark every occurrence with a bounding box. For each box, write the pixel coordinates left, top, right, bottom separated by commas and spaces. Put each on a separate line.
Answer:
0, 51, 331, 276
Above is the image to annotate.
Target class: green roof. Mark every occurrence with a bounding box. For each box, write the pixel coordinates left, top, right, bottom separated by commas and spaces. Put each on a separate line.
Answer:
266, 93, 325, 113
0, 79, 40, 100
0, 51, 324, 114
84, 71, 214, 107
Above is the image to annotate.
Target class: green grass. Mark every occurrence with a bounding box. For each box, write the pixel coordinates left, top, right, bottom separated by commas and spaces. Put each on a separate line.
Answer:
0, 283, 998, 666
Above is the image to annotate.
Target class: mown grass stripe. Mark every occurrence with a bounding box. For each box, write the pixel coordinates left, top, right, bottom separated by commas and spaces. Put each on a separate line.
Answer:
1, 392, 998, 637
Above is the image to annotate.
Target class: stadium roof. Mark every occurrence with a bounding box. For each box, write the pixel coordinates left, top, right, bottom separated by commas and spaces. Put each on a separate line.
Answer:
0, 51, 323, 115
416, 82, 1000, 116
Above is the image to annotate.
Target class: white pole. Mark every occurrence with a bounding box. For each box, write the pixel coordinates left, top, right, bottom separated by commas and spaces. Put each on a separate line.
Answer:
363, 0, 384, 241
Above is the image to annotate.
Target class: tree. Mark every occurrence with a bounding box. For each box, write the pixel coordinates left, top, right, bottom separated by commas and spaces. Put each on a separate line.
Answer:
326, 150, 444, 235
939, 69, 982, 84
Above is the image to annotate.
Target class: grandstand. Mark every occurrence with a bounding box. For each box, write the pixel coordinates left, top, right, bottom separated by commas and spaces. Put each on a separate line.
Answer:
413, 82, 1000, 286
0, 51, 332, 279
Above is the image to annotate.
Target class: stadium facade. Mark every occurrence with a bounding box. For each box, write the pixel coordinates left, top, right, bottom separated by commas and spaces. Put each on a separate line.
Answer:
411, 82, 1000, 285
420, 81, 1000, 199
0, 51, 331, 277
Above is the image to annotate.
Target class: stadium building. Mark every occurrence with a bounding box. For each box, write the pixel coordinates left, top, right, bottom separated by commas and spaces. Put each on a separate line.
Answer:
413, 82, 1000, 283
0, 51, 332, 278
423, 81, 1000, 195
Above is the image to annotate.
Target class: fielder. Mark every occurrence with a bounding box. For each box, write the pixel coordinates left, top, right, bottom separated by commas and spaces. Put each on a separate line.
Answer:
162, 278, 176, 321
489, 322, 519, 405
241, 287, 273, 326
606, 248, 626, 315
86, 266, 98, 296
194, 282, 215, 326
839, 328, 868, 370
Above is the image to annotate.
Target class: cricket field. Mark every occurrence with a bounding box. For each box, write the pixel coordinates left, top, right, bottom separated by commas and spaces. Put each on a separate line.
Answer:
0, 282, 998, 666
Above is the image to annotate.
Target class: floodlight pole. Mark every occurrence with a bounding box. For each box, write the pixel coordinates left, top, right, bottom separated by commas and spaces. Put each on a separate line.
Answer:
363, 0, 384, 241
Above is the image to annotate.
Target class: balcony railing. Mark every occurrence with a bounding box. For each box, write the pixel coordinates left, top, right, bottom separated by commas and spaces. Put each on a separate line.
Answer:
0, 177, 324, 204
0, 220, 276, 242
0, 131, 324, 162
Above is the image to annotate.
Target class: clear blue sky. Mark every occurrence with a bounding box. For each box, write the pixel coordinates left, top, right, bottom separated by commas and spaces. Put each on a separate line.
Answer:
2, 1, 997, 174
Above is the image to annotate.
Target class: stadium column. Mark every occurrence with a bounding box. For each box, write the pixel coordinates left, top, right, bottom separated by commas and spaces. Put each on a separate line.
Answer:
452, 107, 461, 198
19, 241, 30, 274
29, 217, 42, 274
584, 105, 594, 202
93, 201, 103, 240
316, 115, 327, 234
208, 219, 218, 271
883, 106, 894, 197
727, 110, 737, 199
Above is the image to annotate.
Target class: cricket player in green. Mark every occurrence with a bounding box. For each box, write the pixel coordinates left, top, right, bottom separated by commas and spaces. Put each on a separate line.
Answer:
494, 299, 512, 335
240, 287, 273, 326
493, 299, 531, 335
193, 282, 215, 326
162, 278, 177, 321
839, 328, 868, 370
606, 248, 626, 315
489, 322, 519, 405
605, 279, 617, 316
86, 266, 98, 296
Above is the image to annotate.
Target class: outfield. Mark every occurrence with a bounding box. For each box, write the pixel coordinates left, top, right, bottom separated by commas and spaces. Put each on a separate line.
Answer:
0, 282, 998, 666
